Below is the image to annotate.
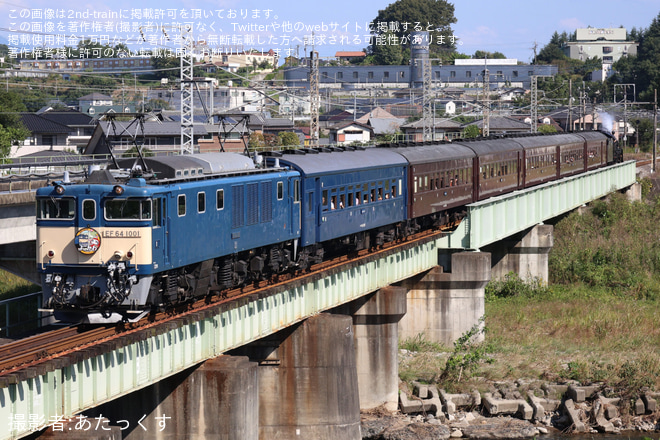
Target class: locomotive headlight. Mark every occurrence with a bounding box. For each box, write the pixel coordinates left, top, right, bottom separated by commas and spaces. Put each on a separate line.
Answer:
113, 250, 124, 260
113, 185, 124, 195
54, 185, 65, 195
47, 250, 55, 258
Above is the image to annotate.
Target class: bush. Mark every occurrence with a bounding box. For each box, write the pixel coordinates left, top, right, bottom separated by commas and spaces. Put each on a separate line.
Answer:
438, 316, 492, 384
485, 272, 548, 301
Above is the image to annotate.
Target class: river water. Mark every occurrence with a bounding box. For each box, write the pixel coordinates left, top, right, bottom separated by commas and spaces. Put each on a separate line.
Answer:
545, 434, 657, 440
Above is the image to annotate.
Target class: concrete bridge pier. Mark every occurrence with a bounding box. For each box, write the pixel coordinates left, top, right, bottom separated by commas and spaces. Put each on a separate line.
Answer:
47, 356, 259, 439
232, 313, 361, 440
397, 252, 490, 346
485, 224, 554, 285
332, 286, 408, 411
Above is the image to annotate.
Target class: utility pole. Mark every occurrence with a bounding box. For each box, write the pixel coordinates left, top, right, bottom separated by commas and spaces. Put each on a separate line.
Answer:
309, 49, 319, 148
176, 25, 195, 154
592, 95, 598, 131
568, 79, 573, 132
531, 75, 538, 132
654, 89, 657, 172
422, 56, 433, 141
614, 83, 636, 151
482, 61, 490, 137
581, 82, 586, 131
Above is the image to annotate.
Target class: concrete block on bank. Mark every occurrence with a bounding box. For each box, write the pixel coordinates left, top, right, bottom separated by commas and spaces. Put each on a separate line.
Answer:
400, 384, 443, 417
526, 391, 561, 420
635, 398, 646, 415
642, 393, 657, 413
439, 389, 481, 416
542, 383, 569, 400
591, 398, 615, 433
563, 399, 587, 432
567, 384, 599, 403
597, 394, 620, 419
482, 393, 533, 420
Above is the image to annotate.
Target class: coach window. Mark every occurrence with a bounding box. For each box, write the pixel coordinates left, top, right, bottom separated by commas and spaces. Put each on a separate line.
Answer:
178, 194, 186, 216
216, 189, 224, 210
363, 184, 369, 204
322, 190, 329, 210
82, 199, 96, 221
277, 182, 283, 200
294, 180, 300, 203
197, 192, 206, 213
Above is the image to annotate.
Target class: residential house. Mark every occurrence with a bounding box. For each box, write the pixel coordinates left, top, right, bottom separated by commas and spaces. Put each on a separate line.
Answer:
399, 118, 463, 142
356, 107, 407, 137
77, 93, 134, 116
335, 51, 366, 64
15, 113, 73, 157
328, 121, 374, 145
38, 108, 96, 151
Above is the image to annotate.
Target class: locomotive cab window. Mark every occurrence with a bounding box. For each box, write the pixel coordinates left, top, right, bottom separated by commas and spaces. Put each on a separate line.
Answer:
178, 195, 186, 216
197, 192, 206, 213
277, 182, 283, 200
216, 189, 224, 210
37, 197, 75, 220
105, 199, 152, 220
82, 199, 96, 221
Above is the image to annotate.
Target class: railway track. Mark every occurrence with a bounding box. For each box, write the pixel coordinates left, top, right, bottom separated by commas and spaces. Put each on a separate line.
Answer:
0, 228, 446, 376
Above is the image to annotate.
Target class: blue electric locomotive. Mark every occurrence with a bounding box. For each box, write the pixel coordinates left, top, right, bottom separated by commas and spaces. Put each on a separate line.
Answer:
37, 153, 301, 323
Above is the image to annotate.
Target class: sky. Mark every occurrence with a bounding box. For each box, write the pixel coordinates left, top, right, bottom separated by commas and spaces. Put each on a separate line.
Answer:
0, 0, 656, 63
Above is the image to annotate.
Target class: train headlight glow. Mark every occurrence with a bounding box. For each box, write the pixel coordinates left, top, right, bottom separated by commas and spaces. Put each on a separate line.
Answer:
113, 185, 124, 195
54, 185, 65, 195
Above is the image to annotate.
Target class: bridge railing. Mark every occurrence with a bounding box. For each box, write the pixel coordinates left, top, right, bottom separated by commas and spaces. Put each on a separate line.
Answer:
0, 292, 50, 338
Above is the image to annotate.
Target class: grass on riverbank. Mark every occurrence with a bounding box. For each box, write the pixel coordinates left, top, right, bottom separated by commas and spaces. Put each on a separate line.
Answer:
0, 271, 39, 301
400, 184, 660, 402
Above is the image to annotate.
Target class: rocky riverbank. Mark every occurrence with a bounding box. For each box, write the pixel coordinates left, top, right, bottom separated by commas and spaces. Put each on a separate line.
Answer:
361, 379, 660, 440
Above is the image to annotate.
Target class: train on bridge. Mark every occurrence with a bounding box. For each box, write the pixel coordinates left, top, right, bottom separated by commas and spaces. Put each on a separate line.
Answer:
36, 131, 622, 323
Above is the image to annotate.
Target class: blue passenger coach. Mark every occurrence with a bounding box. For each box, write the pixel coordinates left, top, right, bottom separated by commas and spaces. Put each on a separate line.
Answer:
269, 147, 408, 267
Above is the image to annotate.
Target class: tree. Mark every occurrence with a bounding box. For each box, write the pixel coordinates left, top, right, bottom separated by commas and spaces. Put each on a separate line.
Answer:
150, 55, 180, 81
278, 132, 300, 146
538, 124, 557, 134
0, 91, 30, 158
369, 0, 457, 63
473, 50, 506, 59
367, 31, 405, 65
248, 132, 265, 151
535, 31, 569, 64
631, 118, 654, 152
611, 12, 660, 102
463, 125, 480, 138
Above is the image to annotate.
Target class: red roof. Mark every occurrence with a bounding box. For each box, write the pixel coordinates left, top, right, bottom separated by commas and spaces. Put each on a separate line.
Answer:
335, 51, 366, 58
